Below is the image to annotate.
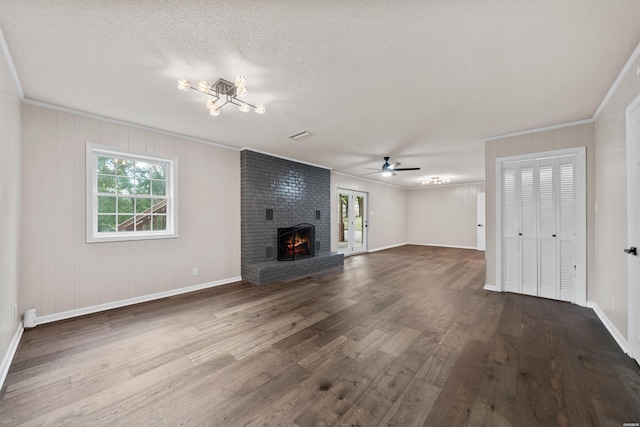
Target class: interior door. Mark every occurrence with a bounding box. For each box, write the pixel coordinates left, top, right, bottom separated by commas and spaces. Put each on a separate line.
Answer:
627, 94, 640, 362
337, 190, 367, 255
502, 163, 520, 293
477, 192, 486, 251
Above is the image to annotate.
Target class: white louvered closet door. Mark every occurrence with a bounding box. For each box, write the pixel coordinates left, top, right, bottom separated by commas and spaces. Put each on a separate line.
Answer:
502, 163, 520, 293
538, 158, 557, 299
501, 154, 577, 303
520, 161, 538, 296
558, 158, 576, 302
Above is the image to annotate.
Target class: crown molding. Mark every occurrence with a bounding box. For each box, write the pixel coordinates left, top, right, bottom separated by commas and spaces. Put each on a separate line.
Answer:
593, 38, 640, 120
0, 24, 24, 99
23, 98, 240, 152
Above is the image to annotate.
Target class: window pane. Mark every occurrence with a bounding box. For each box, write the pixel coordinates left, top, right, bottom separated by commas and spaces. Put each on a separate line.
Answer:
98, 196, 116, 214
117, 214, 134, 231
117, 177, 135, 195
97, 157, 116, 175
152, 199, 166, 213
97, 175, 116, 193
135, 161, 151, 179
152, 180, 166, 196
97, 215, 116, 232
151, 163, 166, 179
152, 215, 167, 231
116, 159, 135, 177
135, 179, 151, 195
136, 198, 151, 213
118, 197, 134, 213
136, 214, 151, 231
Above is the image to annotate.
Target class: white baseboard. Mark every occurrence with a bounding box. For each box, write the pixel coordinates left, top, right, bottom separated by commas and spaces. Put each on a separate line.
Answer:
1, 323, 24, 390
586, 301, 629, 355
367, 242, 408, 253
407, 242, 477, 250
483, 284, 498, 292
35, 276, 242, 325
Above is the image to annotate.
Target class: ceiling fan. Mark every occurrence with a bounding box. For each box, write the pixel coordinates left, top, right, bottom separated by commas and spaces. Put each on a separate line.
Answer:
364, 156, 421, 177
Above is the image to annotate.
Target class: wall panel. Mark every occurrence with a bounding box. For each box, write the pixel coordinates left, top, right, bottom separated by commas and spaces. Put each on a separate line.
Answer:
330, 173, 407, 252
19, 105, 241, 318
406, 183, 485, 249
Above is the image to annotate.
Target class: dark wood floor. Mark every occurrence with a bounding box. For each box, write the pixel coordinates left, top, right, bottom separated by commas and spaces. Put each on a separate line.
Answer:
1, 245, 639, 426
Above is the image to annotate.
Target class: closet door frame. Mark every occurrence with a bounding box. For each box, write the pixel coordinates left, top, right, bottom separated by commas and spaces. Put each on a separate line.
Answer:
495, 147, 586, 306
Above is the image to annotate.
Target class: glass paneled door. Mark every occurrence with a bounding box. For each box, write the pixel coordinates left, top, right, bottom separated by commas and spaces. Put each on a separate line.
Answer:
338, 190, 367, 255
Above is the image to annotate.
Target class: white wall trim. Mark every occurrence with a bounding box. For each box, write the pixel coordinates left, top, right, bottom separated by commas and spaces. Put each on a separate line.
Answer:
35, 276, 241, 325
241, 148, 331, 170
483, 284, 498, 292
593, 38, 640, 120
484, 118, 593, 142
408, 242, 477, 250
0, 24, 24, 99
0, 323, 24, 390
331, 171, 407, 190
22, 98, 240, 152
587, 302, 629, 356
367, 242, 408, 253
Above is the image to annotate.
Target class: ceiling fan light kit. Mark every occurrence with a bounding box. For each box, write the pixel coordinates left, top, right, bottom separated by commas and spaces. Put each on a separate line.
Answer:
364, 156, 421, 178
177, 75, 265, 116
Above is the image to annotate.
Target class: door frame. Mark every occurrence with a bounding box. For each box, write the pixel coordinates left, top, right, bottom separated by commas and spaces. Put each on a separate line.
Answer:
337, 189, 368, 255
626, 93, 640, 362
495, 146, 586, 306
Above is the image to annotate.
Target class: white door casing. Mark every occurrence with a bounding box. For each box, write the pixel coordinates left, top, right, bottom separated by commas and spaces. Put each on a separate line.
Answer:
337, 189, 368, 255
495, 147, 586, 306
626, 94, 640, 362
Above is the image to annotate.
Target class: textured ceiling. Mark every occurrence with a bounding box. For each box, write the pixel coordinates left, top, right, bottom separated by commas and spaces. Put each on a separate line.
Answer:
1, 1, 640, 187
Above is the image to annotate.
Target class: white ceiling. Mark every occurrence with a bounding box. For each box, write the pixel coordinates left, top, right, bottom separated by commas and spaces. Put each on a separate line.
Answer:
1, 1, 640, 188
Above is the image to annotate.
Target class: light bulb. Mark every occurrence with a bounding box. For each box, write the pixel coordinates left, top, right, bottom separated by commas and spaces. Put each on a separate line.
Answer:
177, 78, 190, 91
239, 103, 250, 113
235, 75, 247, 88
236, 86, 248, 96
206, 99, 217, 110
255, 104, 265, 114
198, 81, 211, 93
210, 108, 220, 117
381, 171, 393, 177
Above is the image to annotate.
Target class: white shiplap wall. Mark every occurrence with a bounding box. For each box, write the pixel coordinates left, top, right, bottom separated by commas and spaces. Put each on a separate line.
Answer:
0, 38, 22, 385
407, 183, 485, 249
19, 104, 241, 318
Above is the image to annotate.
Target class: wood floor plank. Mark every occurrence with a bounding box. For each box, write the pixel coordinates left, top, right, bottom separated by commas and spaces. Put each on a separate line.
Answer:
2, 245, 639, 426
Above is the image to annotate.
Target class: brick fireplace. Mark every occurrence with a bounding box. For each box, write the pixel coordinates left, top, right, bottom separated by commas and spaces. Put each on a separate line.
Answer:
240, 150, 343, 285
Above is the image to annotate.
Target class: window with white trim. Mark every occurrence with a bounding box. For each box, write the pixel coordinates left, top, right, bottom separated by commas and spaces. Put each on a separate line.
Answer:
86, 143, 178, 243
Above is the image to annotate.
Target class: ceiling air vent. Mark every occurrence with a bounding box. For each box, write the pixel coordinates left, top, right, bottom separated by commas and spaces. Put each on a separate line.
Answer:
289, 130, 311, 140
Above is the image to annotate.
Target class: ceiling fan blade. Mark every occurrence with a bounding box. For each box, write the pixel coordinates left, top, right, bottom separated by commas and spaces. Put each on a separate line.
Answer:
362, 170, 382, 176
362, 167, 382, 170
393, 167, 421, 171
388, 162, 401, 170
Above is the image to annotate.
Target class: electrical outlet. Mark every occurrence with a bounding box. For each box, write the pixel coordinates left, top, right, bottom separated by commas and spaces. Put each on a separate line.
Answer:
193, 267, 199, 276
14, 303, 18, 319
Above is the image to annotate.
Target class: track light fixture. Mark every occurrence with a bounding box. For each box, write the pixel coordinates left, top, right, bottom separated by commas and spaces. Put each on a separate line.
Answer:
177, 75, 265, 116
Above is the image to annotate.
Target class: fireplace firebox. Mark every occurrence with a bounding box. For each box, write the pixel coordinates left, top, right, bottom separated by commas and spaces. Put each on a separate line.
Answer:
278, 223, 315, 261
